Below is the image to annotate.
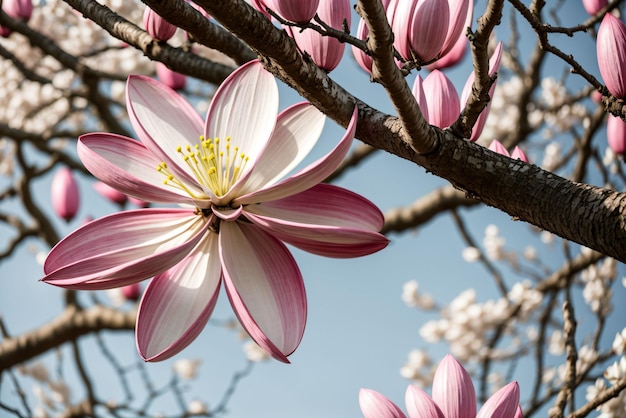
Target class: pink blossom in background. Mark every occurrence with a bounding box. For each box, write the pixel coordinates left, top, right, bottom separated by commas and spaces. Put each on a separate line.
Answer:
43, 60, 388, 363
93, 181, 128, 206
1, 0, 33, 37
143, 7, 177, 41
488, 139, 529, 163
264, 0, 319, 22
352, 18, 373, 74
156, 62, 187, 90
288, 0, 351, 72
460, 41, 503, 141
607, 114, 626, 155
359, 355, 521, 418
597, 13, 626, 98
582, 0, 608, 15
420, 70, 460, 129
51, 167, 80, 222
122, 283, 142, 302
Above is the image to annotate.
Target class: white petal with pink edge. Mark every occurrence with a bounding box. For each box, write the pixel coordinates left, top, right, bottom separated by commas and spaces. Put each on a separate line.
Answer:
219, 221, 306, 363
78, 133, 202, 205
243, 184, 389, 258
136, 232, 222, 362
238, 102, 325, 195
205, 60, 279, 182
234, 106, 358, 205
43, 209, 206, 289
126, 75, 204, 184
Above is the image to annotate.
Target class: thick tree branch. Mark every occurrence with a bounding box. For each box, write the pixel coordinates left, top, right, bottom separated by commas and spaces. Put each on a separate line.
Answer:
0, 305, 136, 371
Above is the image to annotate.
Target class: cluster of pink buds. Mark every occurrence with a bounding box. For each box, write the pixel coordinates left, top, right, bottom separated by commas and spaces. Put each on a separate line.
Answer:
1, 0, 33, 38
410, 42, 502, 140
488, 140, 529, 163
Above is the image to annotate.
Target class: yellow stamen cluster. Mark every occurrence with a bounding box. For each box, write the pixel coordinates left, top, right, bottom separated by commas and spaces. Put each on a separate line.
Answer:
157, 135, 249, 198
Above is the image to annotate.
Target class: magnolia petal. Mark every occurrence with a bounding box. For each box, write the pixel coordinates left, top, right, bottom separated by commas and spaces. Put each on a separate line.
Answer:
126, 75, 204, 184
432, 355, 476, 418
205, 60, 279, 182
405, 385, 445, 418
359, 388, 407, 418
513, 405, 523, 418
235, 106, 358, 205
212, 205, 243, 221
78, 133, 201, 204
598, 14, 626, 98
243, 184, 388, 258
510, 146, 529, 163
220, 221, 306, 363
238, 103, 326, 195
43, 209, 206, 289
476, 382, 520, 418
440, 0, 470, 57
136, 232, 222, 362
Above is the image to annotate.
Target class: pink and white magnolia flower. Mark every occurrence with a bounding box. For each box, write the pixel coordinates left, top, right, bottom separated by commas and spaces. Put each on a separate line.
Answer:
597, 13, 626, 98
42, 60, 388, 363
461, 41, 503, 141
51, 167, 80, 222
288, 0, 351, 72
360, 355, 522, 418
488, 139, 529, 163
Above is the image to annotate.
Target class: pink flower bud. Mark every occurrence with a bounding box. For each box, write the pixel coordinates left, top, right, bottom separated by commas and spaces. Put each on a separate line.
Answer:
439, 0, 471, 58
607, 114, 626, 155
93, 181, 127, 206
156, 62, 186, 90
432, 354, 476, 418
597, 13, 626, 98
489, 139, 509, 156
51, 167, 80, 222
411, 74, 430, 122
1, 0, 33, 38
408, 0, 450, 63
143, 7, 177, 41
428, 0, 472, 70
582, 0, 608, 15
352, 18, 373, 73
422, 70, 460, 129
591, 90, 603, 103
121, 283, 141, 302
264, 0, 319, 23
461, 41, 503, 141
510, 146, 529, 162
289, 0, 350, 72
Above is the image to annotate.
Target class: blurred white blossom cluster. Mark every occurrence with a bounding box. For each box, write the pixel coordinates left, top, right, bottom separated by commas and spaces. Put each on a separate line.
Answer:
18, 361, 71, 418
481, 75, 529, 142
585, 335, 626, 418
0, 0, 150, 133
581, 251, 617, 315
400, 278, 543, 384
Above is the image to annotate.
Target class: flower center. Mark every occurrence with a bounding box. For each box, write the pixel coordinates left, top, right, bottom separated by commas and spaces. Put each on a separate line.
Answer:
157, 136, 249, 198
